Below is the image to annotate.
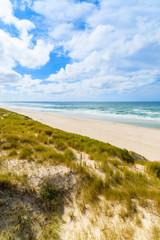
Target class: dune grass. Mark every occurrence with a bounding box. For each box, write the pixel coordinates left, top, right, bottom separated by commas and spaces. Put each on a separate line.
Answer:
0, 108, 160, 207
0, 108, 134, 170
0, 108, 160, 239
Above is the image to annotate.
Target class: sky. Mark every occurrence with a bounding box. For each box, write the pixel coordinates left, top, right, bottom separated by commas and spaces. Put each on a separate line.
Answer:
0, 0, 160, 101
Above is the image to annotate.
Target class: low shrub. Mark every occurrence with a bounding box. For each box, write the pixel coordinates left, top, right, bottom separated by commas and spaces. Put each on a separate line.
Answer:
19, 147, 33, 160
147, 162, 160, 178
44, 130, 53, 136
40, 182, 59, 201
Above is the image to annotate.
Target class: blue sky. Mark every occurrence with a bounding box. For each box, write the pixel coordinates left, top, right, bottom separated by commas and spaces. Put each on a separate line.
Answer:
0, 0, 160, 101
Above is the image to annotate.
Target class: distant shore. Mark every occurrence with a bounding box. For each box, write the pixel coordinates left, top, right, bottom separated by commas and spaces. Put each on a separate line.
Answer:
9, 107, 160, 162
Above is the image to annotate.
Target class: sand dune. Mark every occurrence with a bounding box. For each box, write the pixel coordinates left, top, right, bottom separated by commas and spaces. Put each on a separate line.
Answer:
11, 108, 160, 161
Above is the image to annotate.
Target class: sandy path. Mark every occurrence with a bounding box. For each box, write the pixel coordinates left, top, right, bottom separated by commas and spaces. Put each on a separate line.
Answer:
10, 108, 160, 161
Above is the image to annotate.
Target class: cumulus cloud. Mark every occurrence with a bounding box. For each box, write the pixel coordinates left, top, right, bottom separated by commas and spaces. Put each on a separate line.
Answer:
0, 0, 35, 33
16, 74, 76, 95
49, 23, 74, 42
0, 0, 53, 92
37, 0, 160, 95
0, 29, 53, 69
17, 75, 42, 93
0, 70, 21, 83
33, 0, 96, 44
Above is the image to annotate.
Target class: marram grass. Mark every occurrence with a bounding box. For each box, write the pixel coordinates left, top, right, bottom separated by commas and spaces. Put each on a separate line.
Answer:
0, 108, 160, 240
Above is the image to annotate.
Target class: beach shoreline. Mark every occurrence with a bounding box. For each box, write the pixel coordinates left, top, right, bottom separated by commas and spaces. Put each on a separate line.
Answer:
8, 107, 160, 162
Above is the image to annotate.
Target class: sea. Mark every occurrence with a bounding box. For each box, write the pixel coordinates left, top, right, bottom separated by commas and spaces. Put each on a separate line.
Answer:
1, 101, 160, 129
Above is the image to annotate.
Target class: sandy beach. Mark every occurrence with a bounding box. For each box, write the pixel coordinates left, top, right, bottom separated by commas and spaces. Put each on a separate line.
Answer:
10, 108, 160, 162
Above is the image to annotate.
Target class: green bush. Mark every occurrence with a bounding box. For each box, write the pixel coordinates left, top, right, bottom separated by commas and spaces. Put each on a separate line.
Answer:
19, 147, 33, 160
147, 162, 160, 178
40, 182, 59, 201
44, 130, 53, 136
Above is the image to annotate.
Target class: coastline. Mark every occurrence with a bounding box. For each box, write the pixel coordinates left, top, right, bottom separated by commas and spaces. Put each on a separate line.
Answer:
9, 107, 160, 162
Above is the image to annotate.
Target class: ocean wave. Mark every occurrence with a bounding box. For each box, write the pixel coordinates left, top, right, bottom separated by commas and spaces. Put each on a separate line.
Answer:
68, 110, 160, 122
1, 102, 160, 126
133, 109, 160, 115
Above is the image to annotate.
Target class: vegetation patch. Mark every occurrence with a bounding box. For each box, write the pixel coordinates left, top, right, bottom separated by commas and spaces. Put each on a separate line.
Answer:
147, 162, 160, 178
0, 108, 160, 240
40, 182, 59, 201
19, 146, 33, 160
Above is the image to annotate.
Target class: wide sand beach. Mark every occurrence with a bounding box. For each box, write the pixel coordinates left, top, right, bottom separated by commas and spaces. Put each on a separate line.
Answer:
8, 108, 160, 162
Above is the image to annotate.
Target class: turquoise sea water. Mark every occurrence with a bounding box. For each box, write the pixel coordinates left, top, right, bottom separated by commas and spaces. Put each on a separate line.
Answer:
1, 102, 160, 129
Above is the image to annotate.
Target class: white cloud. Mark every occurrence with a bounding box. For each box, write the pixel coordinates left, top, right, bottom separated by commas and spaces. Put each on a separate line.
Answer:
0, 0, 54, 69
14, 39, 53, 69
37, 0, 160, 96
0, 70, 21, 83
0, 0, 53, 91
64, 25, 115, 60
33, 0, 96, 46
0, 29, 53, 69
0, 0, 35, 34
19, 0, 33, 11
33, 0, 95, 23
47, 51, 107, 82
17, 75, 42, 93
13, 69, 158, 99
49, 23, 74, 42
